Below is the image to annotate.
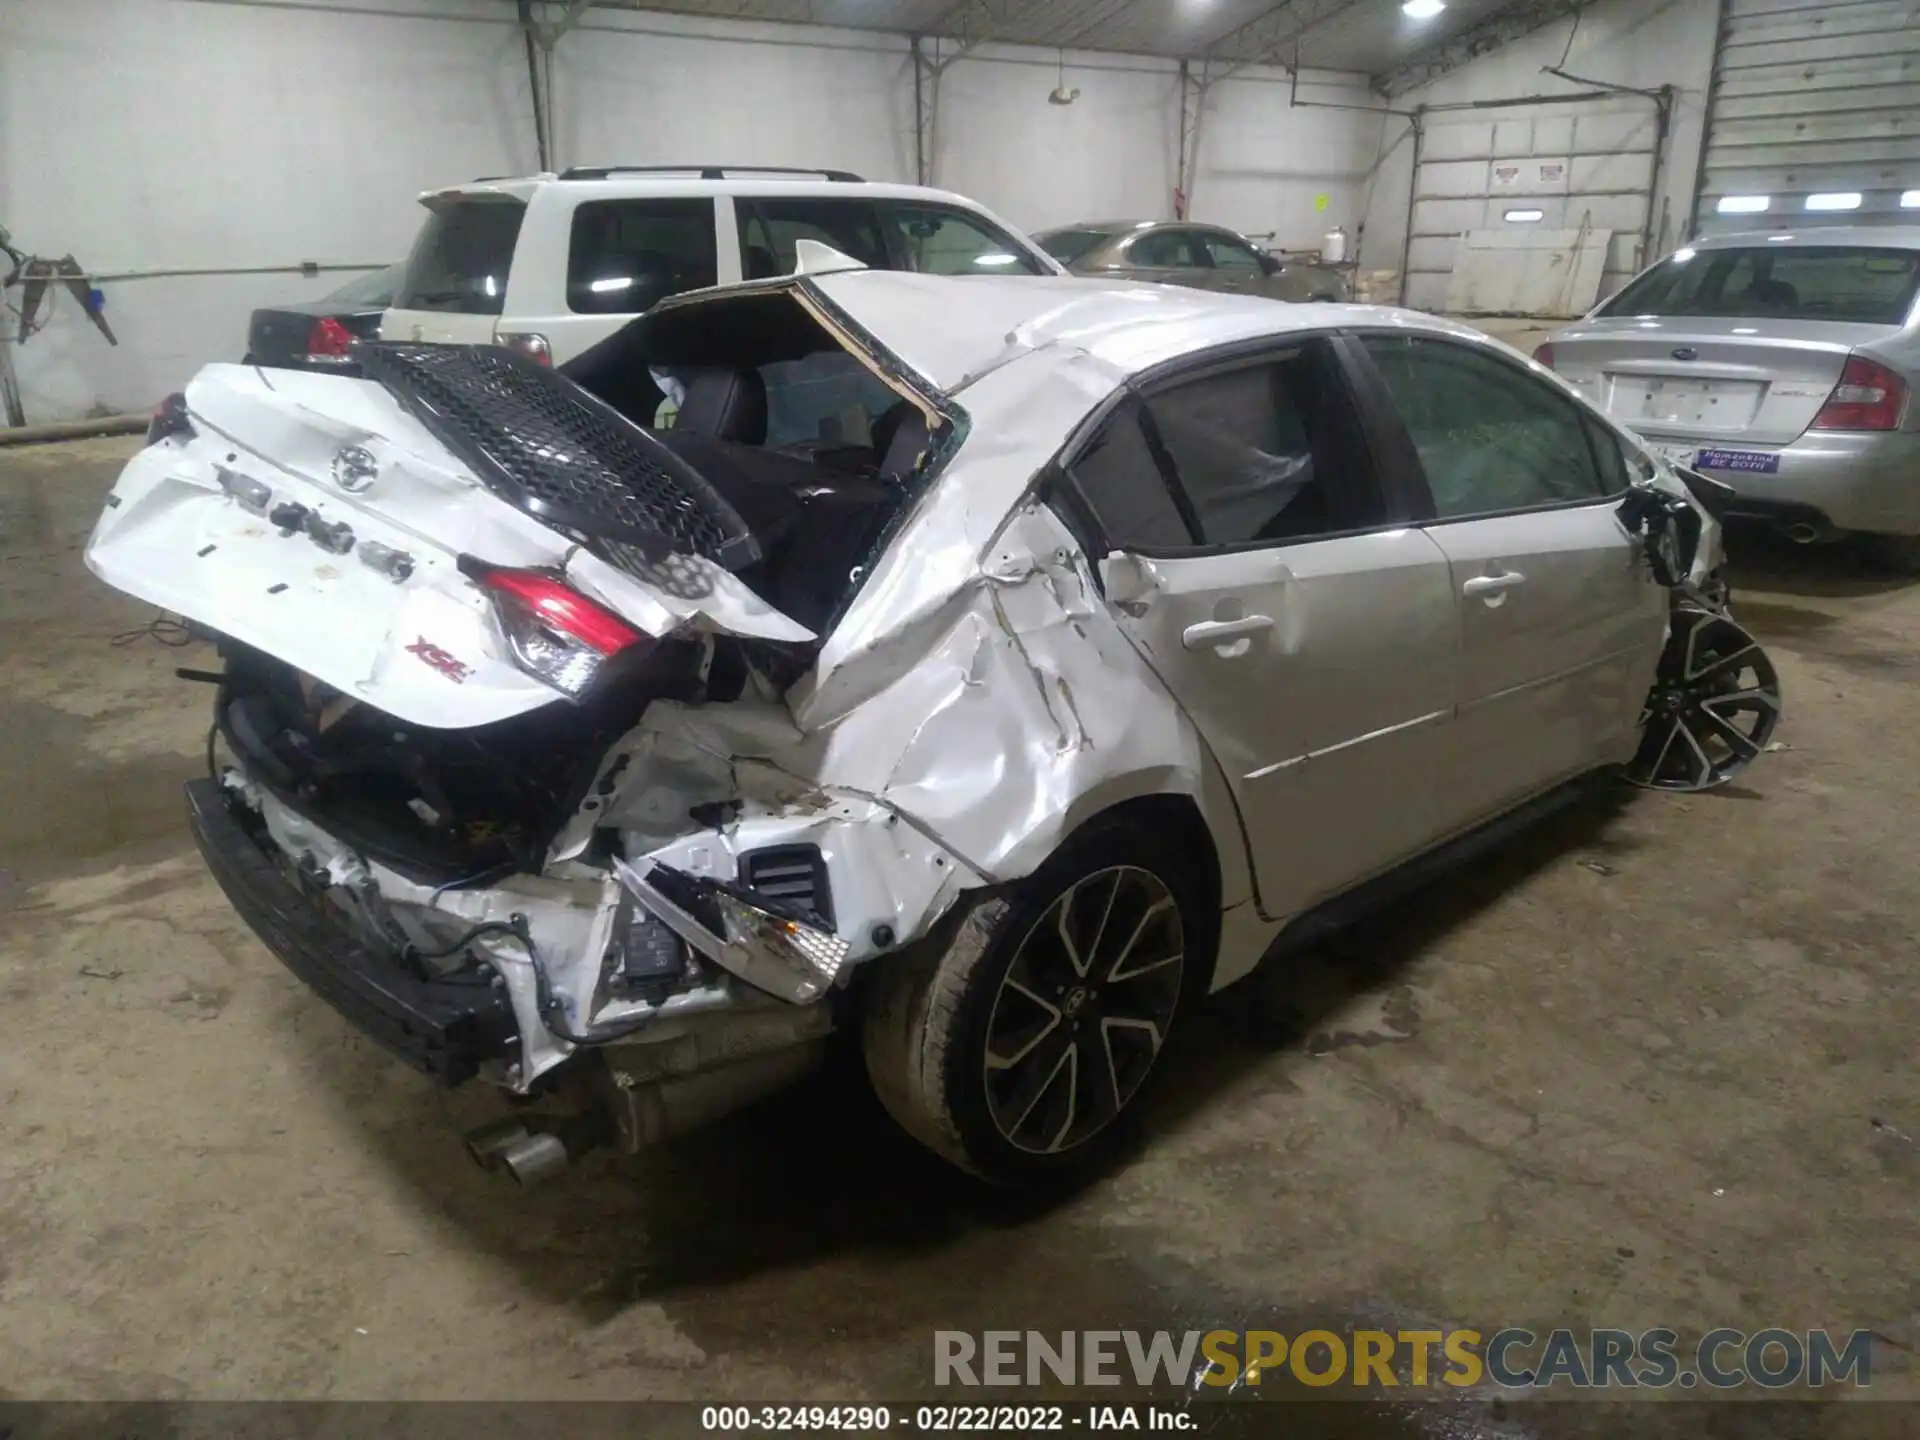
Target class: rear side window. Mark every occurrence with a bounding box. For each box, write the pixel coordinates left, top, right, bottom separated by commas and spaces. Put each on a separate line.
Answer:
393, 200, 525, 315
880, 203, 1044, 275
1144, 346, 1370, 546
1065, 401, 1193, 551
1602, 246, 1920, 325
1362, 335, 1612, 519
1129, 230, 1207, 268
567, 198, 718, 314
738, 200, 889, 278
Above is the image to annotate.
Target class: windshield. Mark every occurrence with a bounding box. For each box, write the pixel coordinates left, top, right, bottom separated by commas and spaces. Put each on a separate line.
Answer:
393, 199, 526, 315
1035, 228, 1111, 265
1602, 245, 1920, 325
323, 263, 402, 307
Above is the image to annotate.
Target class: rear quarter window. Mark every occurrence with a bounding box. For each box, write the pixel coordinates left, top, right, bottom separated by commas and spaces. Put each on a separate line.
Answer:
567, 198, 718, 314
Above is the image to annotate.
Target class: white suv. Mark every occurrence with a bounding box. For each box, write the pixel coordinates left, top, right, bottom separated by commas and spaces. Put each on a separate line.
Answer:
378, 165, 1062, 367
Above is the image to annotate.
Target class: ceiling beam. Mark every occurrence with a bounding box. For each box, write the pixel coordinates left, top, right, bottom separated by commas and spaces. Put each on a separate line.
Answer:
1374, 0, 1595, 99
1198, 0, 1371, 83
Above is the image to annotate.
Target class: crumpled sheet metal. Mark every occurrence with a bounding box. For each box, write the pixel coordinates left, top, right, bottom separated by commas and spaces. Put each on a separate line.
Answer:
583, 345, 1259, 993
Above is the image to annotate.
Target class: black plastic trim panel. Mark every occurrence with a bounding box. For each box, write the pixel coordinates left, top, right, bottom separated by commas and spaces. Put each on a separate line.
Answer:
354, 340, 760, 571
185, 779, 518, 1087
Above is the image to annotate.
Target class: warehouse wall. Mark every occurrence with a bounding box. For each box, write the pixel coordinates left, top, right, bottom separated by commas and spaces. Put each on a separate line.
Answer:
1357, 0, 1720, 300
0, 0, 1382, 423
0, 0, 535, 424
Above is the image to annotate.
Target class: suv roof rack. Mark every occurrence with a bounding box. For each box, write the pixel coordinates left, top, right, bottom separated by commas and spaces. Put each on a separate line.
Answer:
556, 164, 866, 183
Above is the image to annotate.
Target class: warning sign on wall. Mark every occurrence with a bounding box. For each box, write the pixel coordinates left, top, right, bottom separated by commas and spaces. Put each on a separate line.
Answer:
1489, 157, 1572, 195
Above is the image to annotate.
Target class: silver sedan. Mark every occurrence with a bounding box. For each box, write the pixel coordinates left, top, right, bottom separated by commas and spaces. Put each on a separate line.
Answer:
1034, 219, 1348, 302
1537, 227, 1920, 569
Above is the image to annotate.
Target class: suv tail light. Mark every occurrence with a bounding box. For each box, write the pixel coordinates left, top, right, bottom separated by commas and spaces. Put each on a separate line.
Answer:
500, 332, 552, 366
461, 559, 649, 698
1811, 353, 1908, 431
304, 316, 357, 364
146, 391, 193, 446
1531, 341, 1556, 369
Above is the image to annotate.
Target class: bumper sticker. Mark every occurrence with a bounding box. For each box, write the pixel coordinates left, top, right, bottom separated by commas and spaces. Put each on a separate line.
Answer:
1694, 449, 1780, 475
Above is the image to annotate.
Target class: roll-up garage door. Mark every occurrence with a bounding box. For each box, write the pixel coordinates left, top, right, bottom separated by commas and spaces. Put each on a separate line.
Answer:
1694, 0, 1920, 234
1404, 98, 1661, 315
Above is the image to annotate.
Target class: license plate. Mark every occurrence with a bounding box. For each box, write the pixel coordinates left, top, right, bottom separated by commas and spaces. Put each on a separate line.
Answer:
1694, 448, 1780, 475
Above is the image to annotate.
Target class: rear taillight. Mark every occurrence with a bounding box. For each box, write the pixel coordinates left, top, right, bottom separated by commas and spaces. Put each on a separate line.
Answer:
1811, 354, 1908, 432
146, 391, 192, 446
304, 316, 357, 364
500, 332, 552, 366
1532, 341, 1556, 369
463, 559, 649, 699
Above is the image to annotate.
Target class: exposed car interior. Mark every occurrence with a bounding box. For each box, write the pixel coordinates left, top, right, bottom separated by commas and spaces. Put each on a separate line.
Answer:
562, 288, 939, 639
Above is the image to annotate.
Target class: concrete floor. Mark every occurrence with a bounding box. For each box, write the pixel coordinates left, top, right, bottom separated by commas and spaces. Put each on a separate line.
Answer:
2, 437, 1917, 1429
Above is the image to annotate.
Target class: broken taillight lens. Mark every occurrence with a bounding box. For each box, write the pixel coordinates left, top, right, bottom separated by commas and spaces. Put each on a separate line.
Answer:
146, 391, 192, 446
1810, 353, 1908, 431
499, 332, 552, 366
464, 560, 649, 699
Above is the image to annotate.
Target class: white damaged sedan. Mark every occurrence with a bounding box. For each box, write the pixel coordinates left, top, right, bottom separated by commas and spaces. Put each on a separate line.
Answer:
88, 253, 1780, 1186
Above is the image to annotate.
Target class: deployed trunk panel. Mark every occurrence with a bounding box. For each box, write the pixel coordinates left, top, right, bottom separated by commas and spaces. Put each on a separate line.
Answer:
353, 341, 762, 571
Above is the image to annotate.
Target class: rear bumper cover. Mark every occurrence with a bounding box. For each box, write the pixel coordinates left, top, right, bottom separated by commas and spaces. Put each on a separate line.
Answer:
1642, 428, 1920, 536
185, 778, 518, 1086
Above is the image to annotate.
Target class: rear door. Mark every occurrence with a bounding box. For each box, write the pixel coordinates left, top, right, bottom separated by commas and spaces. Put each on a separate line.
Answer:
499, 193, 722, 367
1354, 333, 1666, 822
1193, 229, 1268, 296
1060, 339, 1460, 921
1122, 228, 1216, 291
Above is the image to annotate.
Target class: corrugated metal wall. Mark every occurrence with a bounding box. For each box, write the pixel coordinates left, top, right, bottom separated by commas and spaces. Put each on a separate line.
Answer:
1405, 101, 1660, 312
1694, 0, 1920, 234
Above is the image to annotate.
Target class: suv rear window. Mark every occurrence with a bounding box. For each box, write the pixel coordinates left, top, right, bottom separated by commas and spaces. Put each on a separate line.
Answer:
1602, 245, 1920, 325
568, 198, 718, 314
393, 200, 525, 315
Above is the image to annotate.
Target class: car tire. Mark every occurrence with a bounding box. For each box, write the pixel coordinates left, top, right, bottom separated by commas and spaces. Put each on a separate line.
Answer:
862, 817, 1207, 1187
1866, 533, 1920, 575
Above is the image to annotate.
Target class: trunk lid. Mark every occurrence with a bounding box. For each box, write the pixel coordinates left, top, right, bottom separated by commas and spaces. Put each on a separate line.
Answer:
1550, 316, 1894, 446
86, 354, 812, 731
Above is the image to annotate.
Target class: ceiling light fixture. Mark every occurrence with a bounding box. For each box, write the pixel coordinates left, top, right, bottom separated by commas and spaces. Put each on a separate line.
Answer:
1403, 0, 1446, 18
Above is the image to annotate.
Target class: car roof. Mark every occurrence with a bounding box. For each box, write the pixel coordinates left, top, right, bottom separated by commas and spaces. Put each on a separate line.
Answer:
796, 270, 1477, 392
1690, 226, 1920, 251
419, 172, 1006, 210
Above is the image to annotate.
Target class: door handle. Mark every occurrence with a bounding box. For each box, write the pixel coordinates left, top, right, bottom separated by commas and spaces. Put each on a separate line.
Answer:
1462, 571, 1526, 598
1182, 615, 1274, 650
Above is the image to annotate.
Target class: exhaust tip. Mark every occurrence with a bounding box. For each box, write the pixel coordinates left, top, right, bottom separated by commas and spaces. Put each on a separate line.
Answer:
1781, 523, 1822, 544
464, 1117, 531, 1170
497, 1132, 571, 1188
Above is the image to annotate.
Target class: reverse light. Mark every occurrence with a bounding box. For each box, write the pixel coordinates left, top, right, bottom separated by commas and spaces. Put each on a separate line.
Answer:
1532, 341, 1556, 369
1810, 354, 1908, 432
146, 391, 192, 446
463, 559, 648, 698
304, 316, 357, 364
500, 332, 552, 366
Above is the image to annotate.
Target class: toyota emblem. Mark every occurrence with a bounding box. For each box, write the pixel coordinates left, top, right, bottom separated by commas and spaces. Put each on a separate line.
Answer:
331, 444, 379, 493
